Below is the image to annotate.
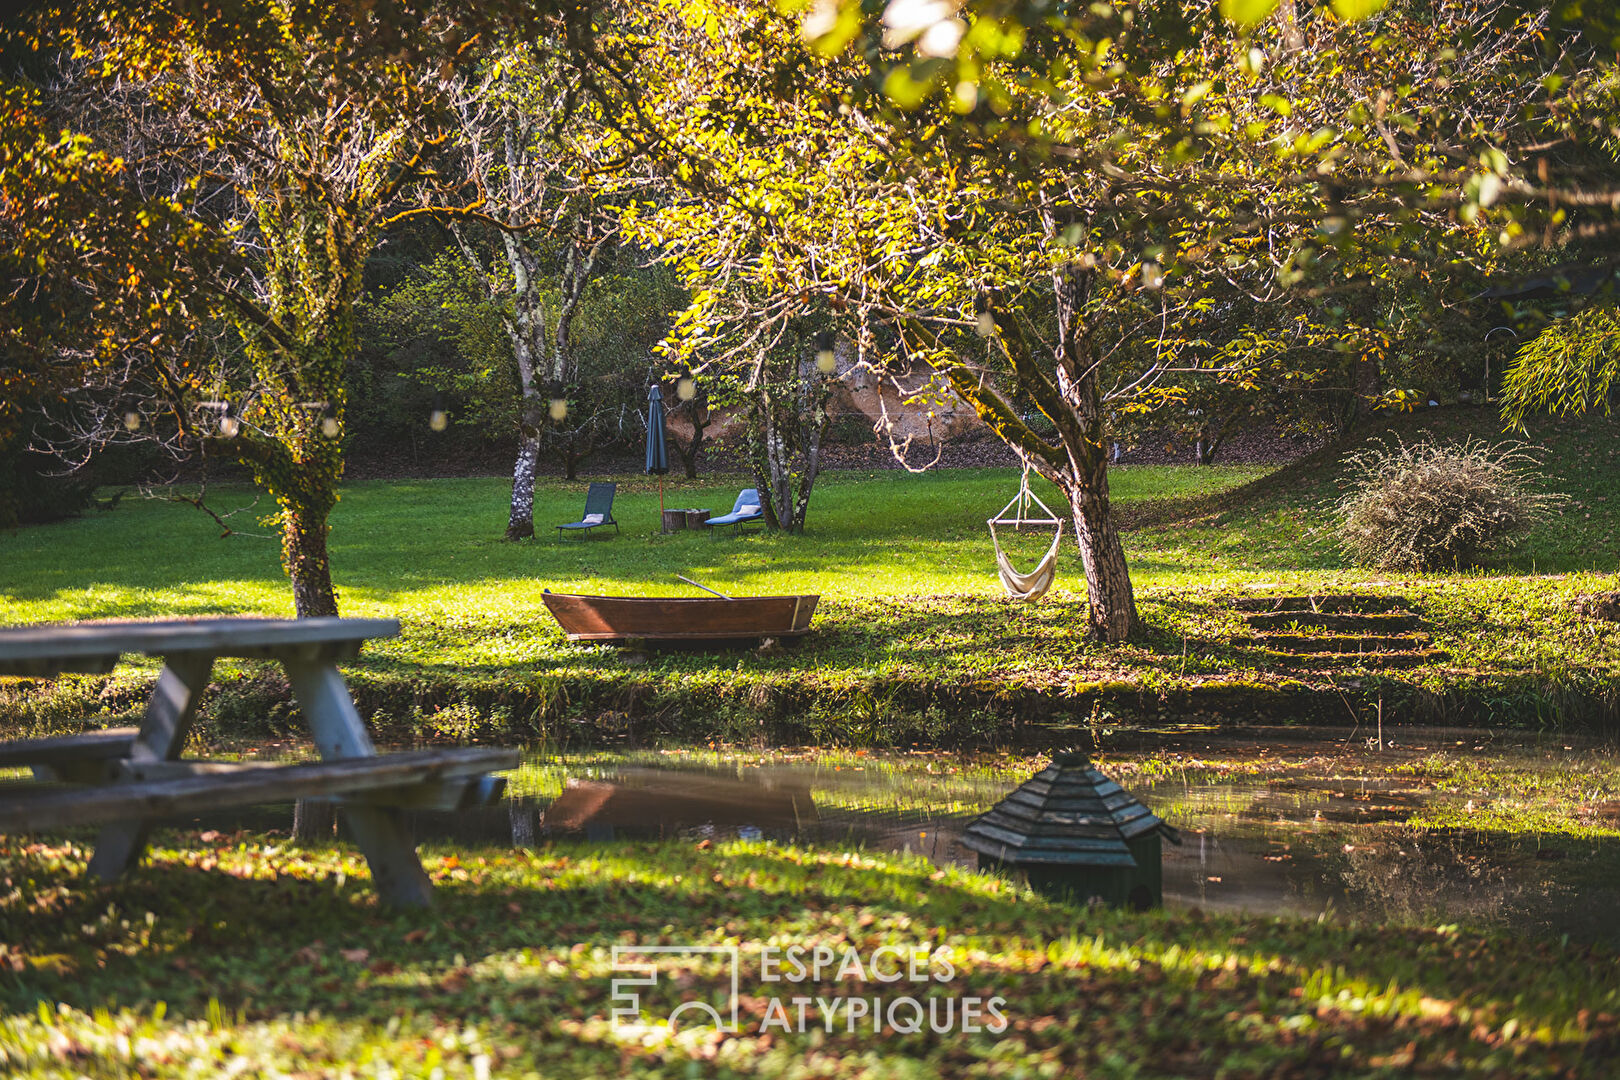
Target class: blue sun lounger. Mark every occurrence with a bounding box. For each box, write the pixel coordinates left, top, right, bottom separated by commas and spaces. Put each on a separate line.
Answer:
556, 482, 619, 540
707, 488, 765, 537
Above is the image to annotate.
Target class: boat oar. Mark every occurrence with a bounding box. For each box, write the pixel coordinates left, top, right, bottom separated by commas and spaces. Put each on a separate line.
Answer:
676, 574, 734, 600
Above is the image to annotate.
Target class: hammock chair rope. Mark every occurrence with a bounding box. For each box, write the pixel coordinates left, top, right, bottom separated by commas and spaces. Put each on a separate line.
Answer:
988, 462, 1063, 602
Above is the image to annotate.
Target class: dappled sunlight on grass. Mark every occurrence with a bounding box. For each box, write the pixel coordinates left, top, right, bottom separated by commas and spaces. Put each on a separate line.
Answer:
0, 466, 1268, 625
4, 432, 1619, 736
0, 836, 1614, 1077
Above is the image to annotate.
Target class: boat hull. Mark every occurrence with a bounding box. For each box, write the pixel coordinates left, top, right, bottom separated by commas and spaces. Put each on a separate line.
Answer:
541, 593, 819, 642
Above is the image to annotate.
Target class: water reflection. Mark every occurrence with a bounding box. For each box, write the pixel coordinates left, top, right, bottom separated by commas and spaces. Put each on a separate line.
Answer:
536, 767, 816, 839
82, 737, 1620, 945
422, 751, 1613, 946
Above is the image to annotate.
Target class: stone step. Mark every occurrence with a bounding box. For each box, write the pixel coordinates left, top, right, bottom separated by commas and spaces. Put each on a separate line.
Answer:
1243, 611, 1421, 632
1230, 594, 1411, 615
1254, 633, 1431, 653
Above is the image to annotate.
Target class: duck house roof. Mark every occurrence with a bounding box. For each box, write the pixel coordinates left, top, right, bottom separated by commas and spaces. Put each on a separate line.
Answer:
959, 751, 1180, 867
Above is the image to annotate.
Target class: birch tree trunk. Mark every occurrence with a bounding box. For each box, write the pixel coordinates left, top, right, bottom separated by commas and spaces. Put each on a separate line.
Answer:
500, 230, 548, 541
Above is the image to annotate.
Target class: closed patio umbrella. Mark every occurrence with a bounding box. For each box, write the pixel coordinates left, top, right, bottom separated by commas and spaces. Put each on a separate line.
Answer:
645, 384, 669, 524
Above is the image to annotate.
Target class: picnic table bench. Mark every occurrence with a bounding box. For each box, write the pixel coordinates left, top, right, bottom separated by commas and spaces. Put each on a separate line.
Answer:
0, 617, 519, 907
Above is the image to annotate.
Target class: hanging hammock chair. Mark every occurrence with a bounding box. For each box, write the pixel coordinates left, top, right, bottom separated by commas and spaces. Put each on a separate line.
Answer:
988, 464, 1063, 601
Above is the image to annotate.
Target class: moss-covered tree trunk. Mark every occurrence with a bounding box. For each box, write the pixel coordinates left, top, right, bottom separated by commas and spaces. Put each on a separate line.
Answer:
282, 489, 339, 618
225, 185, 364, 617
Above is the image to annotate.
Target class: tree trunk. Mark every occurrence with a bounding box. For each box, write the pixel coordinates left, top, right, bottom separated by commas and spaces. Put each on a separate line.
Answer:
497, 232, 546, 540
284, 501, 339, 617
292, 798, 336, 843
1048, 261, 1140, 642
506, 418, 541, 541
1059, 463, 1140, 641
509, 798, 536, 848
673, 393, 708, 479
792, 372, 828, 533
1277, 0, 1305, 52
753, 402, 789, 531
1351, 349, 1383, 427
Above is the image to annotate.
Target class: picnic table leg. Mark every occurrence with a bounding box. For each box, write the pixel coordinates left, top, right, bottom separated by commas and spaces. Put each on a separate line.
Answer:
88, 651, 215, 882
284, 659, 435, 908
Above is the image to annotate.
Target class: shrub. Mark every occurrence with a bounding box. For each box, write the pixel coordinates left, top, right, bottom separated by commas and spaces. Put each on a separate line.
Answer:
1335, 437, 1562, 571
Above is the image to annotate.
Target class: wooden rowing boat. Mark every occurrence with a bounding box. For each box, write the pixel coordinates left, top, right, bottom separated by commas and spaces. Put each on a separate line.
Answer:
541, 592, 819, 643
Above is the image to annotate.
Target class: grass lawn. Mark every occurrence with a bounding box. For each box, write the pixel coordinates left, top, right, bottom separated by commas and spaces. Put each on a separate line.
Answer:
0, 464, 1271, 625
2, 406, 1619, 743
1, 832, 1616, 1078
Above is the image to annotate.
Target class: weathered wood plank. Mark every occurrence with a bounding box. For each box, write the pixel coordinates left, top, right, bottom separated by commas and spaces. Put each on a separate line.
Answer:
87, 651, 214, 881
280, 655, 438, 906
0, 747, 519, 833
103, 762, 508, 812
0, 728, 138, 767
0, 617, 400, 676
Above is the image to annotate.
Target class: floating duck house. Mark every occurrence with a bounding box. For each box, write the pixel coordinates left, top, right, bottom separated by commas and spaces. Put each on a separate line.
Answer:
959, 751, 1180, 909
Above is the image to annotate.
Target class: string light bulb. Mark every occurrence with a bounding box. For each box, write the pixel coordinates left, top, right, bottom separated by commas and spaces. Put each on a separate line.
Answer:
814, 331, 837, 374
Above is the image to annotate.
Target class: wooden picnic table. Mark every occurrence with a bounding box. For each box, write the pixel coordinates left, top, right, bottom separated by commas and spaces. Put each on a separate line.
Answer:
0, 617, 519, 907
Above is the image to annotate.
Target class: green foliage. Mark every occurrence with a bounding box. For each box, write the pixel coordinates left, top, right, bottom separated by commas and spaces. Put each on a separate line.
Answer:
1335, 438, 1563, 571
1502, 304, 1620, 428
0, 80, 211, 456
612, 0, 1557, 640
361, 249, 528, 437
6, 1, 593, 610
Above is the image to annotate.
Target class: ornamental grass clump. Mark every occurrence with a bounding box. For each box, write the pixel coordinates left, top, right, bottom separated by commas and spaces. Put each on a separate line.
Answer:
1335, 438, 1562, 571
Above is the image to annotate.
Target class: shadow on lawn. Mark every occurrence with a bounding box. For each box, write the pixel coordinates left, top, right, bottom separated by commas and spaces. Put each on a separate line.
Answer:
0, 838, 1614, 1078
0, 586, 282, 619
341, 593, 1250, 688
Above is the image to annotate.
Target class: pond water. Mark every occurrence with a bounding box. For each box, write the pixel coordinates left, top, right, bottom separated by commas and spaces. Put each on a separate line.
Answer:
180, 726, 1620, 946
